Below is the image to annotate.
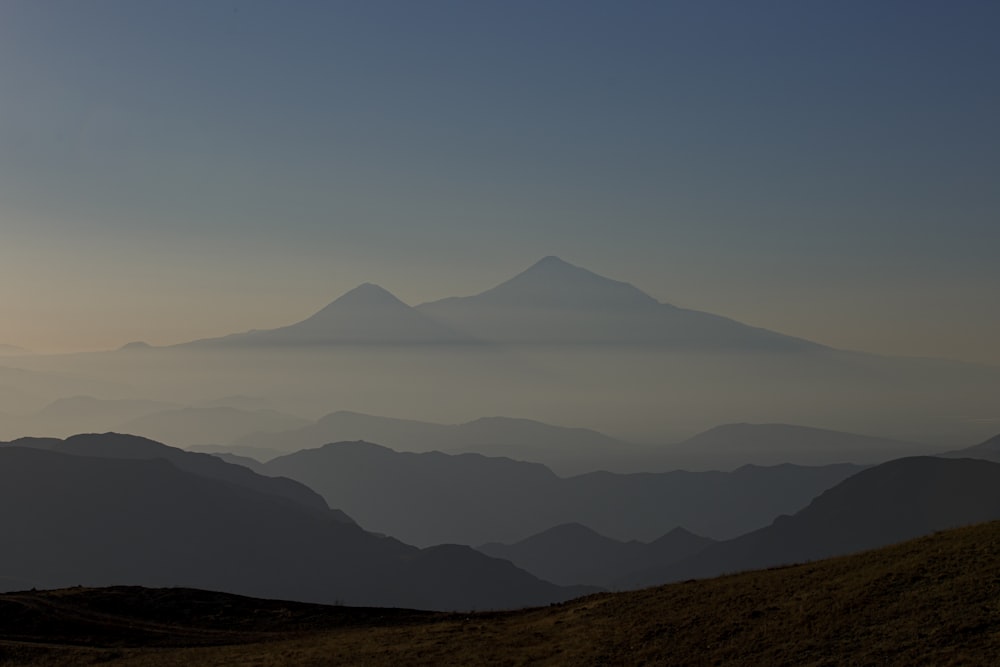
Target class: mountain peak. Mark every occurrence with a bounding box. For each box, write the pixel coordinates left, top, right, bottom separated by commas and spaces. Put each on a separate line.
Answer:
329, 283, 405, 307
472, 257, 659, 308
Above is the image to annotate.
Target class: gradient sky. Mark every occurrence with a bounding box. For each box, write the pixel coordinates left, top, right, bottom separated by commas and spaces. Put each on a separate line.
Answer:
1, 1, 998, 362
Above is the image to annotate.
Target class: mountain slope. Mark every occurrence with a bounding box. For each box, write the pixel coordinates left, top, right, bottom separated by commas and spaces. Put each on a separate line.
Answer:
417, 256, 823, 349
628, 456, 1000, 588
5, 521, 1000, 665
0, 446, 591, 611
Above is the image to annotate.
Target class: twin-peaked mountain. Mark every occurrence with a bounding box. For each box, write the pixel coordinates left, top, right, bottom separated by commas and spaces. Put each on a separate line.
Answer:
182, 256, 820, 350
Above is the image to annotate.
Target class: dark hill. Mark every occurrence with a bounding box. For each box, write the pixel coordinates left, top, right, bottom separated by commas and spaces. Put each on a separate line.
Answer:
628, 456, 1000, 588
1, 432, 329, 514
3, 521, 999, 665
0, 446, 591, 611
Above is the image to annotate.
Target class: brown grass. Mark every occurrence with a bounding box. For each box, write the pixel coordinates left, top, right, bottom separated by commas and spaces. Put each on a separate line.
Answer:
4, 521, 1000, 666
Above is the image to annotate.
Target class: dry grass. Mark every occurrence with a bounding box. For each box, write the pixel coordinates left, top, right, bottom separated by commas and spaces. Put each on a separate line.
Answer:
4, 521, 1000, 666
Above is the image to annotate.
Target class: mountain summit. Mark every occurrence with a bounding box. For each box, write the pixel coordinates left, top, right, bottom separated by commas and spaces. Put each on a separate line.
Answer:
417, 257, 821, 349
467, 256, 659, 309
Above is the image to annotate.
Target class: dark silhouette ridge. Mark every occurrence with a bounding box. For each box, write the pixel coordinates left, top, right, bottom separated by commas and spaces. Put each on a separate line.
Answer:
478, 523, 715, 588
626, 456, 1000, 588
1, 432, 330, 514
260, 440, 862, 546
0, 445, 593, 610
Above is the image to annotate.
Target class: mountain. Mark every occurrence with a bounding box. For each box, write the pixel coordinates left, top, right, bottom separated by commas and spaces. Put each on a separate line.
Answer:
115, 406, 309, 447
477, 524, 715, 588
0, 445, 592, 610
259, 440, 862, 546
416, 256, 822, 349
627, 456, 1000, 588
658, 422, 941, 470
0, 343, 30, 356
232, 410, 641, 474
939, 431, 1000, 463
187, 283, 475, 346
1, 432, 330, 514
6, 521, 999, 665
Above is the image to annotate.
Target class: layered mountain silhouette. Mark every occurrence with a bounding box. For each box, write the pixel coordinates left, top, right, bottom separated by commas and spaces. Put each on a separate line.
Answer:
0, 437, 593, 610
254, 440, 862, 546
230, 413, 942, 473
477, 524, 715, 588
625, 455, 1000, 588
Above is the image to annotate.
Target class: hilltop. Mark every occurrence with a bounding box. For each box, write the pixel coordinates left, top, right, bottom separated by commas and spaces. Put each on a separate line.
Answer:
2, 521, 999, 665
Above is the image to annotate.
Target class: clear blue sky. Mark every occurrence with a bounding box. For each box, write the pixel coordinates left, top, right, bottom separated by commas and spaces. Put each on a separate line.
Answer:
2, 1, 998, 361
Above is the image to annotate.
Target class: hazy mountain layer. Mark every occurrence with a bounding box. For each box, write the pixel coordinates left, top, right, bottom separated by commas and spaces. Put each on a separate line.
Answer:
627, 455, 1000, 588
258, 441, 863, 546
0, 444, 592, 611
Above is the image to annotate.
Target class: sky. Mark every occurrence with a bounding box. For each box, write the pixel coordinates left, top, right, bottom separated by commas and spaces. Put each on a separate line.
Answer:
1, 0, 998, 362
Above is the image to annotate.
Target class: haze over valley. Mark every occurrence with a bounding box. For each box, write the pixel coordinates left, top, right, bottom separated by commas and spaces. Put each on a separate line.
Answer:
2, 2, 999, 663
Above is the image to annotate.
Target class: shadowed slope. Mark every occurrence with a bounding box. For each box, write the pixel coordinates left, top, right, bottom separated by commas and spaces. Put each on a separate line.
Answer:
3, 522, 999, 665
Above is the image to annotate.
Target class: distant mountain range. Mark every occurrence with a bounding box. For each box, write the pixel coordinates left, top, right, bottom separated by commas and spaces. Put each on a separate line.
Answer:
0, 434, 592, 610
625, 454, 1000, 588
252, 440, 863, 546
228, 413, 939, 473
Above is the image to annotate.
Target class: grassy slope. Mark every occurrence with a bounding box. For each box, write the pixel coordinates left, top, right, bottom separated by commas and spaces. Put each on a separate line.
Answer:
3, 521, 1000, 666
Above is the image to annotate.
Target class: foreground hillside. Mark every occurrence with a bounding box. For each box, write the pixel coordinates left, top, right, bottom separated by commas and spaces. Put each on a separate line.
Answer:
3, 521, 999, 666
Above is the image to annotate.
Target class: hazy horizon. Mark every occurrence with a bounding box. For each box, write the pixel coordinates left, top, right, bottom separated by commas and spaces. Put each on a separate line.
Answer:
2, 1, 999, 363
